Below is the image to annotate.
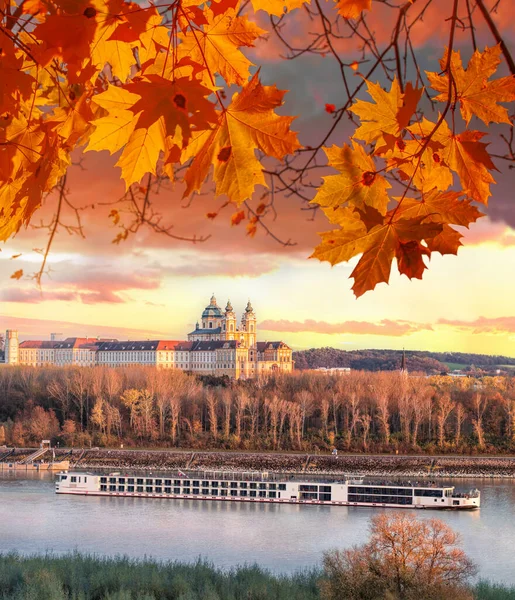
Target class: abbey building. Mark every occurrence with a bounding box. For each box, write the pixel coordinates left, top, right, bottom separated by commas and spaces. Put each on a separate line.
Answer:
3, 295, 293, 378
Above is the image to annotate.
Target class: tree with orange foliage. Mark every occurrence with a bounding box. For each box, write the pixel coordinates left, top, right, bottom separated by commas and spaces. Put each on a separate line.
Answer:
1, 0, 514, 296
321, 513, 476, 600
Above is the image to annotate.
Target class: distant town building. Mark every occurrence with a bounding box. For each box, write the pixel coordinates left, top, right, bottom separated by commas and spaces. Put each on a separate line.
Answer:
3, 295, 293, 378
313, 367, 351, 375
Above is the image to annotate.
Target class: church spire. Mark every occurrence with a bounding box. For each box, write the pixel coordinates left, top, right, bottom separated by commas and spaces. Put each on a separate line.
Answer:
400, 348, 407, 374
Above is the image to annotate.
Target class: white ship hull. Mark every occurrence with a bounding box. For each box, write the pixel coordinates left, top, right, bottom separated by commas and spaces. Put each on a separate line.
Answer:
55, 471, 480, 511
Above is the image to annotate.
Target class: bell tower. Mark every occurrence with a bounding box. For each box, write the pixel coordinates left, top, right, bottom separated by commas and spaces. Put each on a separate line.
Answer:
223, 300, 237, 340
241, 300, 256, 348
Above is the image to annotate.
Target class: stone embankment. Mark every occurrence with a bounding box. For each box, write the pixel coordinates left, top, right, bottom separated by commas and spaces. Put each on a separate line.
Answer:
3, 447, 515, 477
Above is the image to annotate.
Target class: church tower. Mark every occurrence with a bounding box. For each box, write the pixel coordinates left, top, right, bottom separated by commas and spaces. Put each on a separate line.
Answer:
5, 329, 19, 365
240, 300, 256, 348
223, 300, 237, 340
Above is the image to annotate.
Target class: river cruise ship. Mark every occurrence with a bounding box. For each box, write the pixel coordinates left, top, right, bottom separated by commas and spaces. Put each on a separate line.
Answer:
55, 471, 480, 510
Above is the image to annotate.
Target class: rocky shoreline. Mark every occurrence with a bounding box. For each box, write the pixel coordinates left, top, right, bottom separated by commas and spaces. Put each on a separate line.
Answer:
4, 447, 515, 479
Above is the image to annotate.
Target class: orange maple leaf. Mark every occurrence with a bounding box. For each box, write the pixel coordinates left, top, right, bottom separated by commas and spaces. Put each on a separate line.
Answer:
427, 45, 515, 126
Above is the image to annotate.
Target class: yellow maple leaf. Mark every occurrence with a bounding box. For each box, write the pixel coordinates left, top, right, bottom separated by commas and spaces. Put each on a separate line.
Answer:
336, 0, 371, 19
409, 118, 497, 204
350, 78, 421, 145
178, 10, 266, 87
426, 45, 515, 126
311, 142, 391, 217
250, 0, 308, 17
182, 72, 300, 205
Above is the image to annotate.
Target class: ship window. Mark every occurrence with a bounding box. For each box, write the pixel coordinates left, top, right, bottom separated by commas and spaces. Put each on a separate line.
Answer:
453, 500, 460, 506
230, 482, 238, 488
319, 493, 332, 501
192, 488, 199, 495
278, 484, 286, 491
240, 490, 247, 497
300, 492, 318, 500
71, 476, 77, 483
183, 488, 190, 494
240, 482, 247, 489
259, 483, 267, 490
155, 479, 162, 486
320, 486, 331, 493
183, 480, 190, 486
146, 486, 153, 493
269, 484, 276, 490
118, 478, 125, 484
100, 477, 107, 484
230, 490, 238, 497
259, 491, 266, 498
174, 487, 181, 494
203, 481, 210, 488
137, 479, 144, 485
100, 485, 107, 491
128, 478, 134, 484
250, 483, 257, 489
84, 477, 87, 483
268, 491, 276, 498
146, 479, 153, 486
202, 489, 210, 495
128, 486, 134, 493
110, 478, 116, 484
299, 485, 318, 492
165, 480, 172, 486
414, 489, 443, 498
193, 481, 200, 487
164, 487, 171, 494
110, 485, 116, 492
250, 490, 257, 497
221, 481, 229, 488
211, 489, 218, 496
155, 487, 162, 493
137, 486, 144, 493
60, 475, 68, 481
118, 486, 125, 492
211, 481, 218, 487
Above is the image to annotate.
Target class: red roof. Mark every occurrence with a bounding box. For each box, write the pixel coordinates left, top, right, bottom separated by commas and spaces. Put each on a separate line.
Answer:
156, 340, 185, 351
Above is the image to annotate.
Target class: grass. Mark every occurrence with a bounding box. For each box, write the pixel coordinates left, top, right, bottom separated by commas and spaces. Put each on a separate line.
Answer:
0, 553, 514, 599
443, 362, 470, 371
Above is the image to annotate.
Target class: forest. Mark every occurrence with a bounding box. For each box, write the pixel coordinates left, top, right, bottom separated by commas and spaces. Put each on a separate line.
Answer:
292, 348, 515, 373
1, 366, 515, 454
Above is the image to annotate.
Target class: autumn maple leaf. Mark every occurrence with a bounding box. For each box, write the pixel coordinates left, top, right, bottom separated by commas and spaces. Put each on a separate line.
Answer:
178, 9, 266, 88
182, 73, 301, 205
427, 45, 515, 126
350, 78, 422, 145
336, 0, 371, 19
312, 214, 442, 297
311, 142, 391, 218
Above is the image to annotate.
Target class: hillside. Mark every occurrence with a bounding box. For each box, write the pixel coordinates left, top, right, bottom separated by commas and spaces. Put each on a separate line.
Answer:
292, 348, 515, 374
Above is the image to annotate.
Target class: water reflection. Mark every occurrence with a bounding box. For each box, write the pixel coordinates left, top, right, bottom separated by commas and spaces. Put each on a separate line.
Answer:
0, 474, 514, 584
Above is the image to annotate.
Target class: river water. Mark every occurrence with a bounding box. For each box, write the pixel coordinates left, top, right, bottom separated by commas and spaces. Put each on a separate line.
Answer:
1, 473, 514, 584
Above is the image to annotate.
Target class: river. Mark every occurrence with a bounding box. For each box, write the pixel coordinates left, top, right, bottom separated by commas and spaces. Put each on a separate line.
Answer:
1, 473, 514, 584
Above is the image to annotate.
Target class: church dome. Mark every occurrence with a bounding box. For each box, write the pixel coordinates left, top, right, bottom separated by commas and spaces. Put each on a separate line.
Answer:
245, 300, 254, 313
225, 299, 234, 312
202, 294, 223, 318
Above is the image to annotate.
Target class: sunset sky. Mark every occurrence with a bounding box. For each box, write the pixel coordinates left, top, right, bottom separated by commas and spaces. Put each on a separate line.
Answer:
2, 0, 515, 357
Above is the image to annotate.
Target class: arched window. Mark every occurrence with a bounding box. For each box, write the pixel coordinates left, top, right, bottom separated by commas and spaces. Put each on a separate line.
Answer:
250, 324, 254, 332
230, 323, 234, 331
209, 322, 212, 329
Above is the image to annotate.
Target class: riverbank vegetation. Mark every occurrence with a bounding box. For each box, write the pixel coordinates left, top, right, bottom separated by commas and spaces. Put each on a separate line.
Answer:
1, 366, 515, 454
0, 514, 513, 599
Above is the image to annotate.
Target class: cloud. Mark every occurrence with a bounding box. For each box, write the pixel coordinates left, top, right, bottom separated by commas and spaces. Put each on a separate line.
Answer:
155, 253, 287, 278
0, 289, 77, 304
438, 316, 515, 335
259, 318, 433, 337
0, 315, 167, 341
0, 266, 164, 305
